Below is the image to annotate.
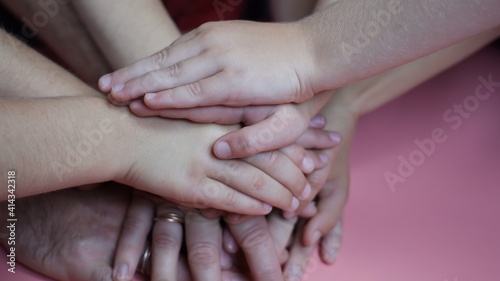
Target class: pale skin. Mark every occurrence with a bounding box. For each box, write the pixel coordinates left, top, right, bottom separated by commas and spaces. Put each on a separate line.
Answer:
3, 1, 498, 281
101, 0, 500, 114
0, 28, 332, 215
82, 0, 500, 279
0, 2, 338, 281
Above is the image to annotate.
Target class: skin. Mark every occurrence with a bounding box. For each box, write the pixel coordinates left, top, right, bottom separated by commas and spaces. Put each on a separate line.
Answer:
0, 2, 340, 280
280, 25, 500, 281
105, 0, 500, 107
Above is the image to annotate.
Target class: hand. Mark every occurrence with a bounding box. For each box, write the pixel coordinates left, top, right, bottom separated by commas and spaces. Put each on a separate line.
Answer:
0, 184, 193, 281
117, 118, 329, 214
100, 20, 318, 108
127, 92, 339, 159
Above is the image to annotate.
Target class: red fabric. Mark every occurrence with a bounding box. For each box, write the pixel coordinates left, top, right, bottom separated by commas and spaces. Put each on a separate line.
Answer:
162, 0, 245, 33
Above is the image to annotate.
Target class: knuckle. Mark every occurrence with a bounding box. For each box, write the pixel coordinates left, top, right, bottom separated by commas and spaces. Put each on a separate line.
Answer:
234, 136, 258, 156
188, 241, 219, 266
249, 173, 266, 191
121, 215, 146, 233
263, 151, 282, 171
224, 191, 238, 208
239, 225, 269, 249
166, 63, 180, 78
152, 232, 180, 251
153, 49, 169, 68
187, 82, 203, 98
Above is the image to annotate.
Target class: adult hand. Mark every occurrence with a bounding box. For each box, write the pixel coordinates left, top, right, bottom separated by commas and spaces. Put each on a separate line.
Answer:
0, 184, 193, 281
100, 20, 319, 108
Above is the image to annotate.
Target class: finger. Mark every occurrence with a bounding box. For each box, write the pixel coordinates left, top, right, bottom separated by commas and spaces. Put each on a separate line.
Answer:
244, 150, 311, 200
294, 158, 333, 214
280, 144, 328, 174
187, 177, 272, 215
88, 264, 113, 281
303, 179, 348, 246
103, 40, 203, 97
150, 204, 184, 281
185, 210, 222, 281
141, 72, 239, 108
319, 218, 343, 264
223, 227, 239, 254
267, 211, 297, 254
295, 129, 341, 150
211, 161, 298, 212
129, 100, 246, 124
308, 114, 327, 129
283, 224, 317, 281
228, 216, 284, 281
221, 248, 233, 270
112, 192, 154, 281
121, 55, 221, 104
213, 106, 309, 159
298, 201, 318, 218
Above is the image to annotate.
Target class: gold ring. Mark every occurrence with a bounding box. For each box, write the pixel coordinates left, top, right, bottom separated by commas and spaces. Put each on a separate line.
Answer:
154, 206, 185, 224
137, 243, 151, 275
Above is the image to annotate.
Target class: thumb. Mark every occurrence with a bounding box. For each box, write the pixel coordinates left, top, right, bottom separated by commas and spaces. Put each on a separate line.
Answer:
213, 106, 308, 159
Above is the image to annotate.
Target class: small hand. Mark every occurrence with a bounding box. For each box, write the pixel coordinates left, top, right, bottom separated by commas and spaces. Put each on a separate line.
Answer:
119, 119, 321, 214
100, 20, 318, 108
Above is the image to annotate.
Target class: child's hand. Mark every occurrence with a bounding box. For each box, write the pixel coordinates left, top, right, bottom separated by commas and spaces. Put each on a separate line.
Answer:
100, 20, 319, 108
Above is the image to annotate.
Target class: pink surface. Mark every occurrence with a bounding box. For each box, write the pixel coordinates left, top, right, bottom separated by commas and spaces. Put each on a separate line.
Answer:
1, 46, 499, 281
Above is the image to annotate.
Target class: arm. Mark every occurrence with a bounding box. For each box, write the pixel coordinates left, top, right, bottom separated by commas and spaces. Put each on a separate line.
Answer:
306, 0, 500, 93
101, 0, 500, 107
71, 0, 180, 69
277, 27, 500, 281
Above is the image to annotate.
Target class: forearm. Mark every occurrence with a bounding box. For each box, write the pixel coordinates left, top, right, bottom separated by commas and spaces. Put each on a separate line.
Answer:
0, 30, 99, 98
0, 96, 135, 199
303, 0, 500, 92
335, 26, 500, 117
72, 0, 180, 68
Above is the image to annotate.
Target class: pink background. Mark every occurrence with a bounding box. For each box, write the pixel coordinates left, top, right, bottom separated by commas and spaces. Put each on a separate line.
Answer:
2, 46, 499, 281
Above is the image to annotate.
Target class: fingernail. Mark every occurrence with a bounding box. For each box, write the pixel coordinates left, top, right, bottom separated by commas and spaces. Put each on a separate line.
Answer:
310, 115, 325, 128
312, 230, 321, 244
214, 141, 232, 158
113, 263, 128, 280
290, 197, 299, 211
112, 83, 124, 93
329, 131, 342, 143
300, 183, 311, 200
283, 211, 297, 219
301, 157, 314, 173
99, 74, 112, 89
144, 93, 157, 100
319, 153, 329, 164
262, 203, 272, 213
